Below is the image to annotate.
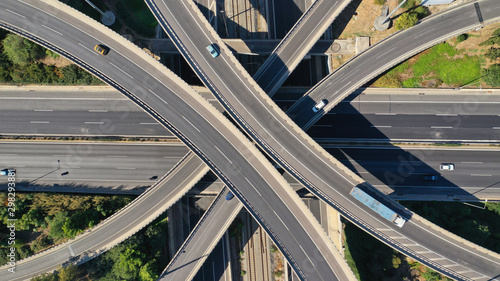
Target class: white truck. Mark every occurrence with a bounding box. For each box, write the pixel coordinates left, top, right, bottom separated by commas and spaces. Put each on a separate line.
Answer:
350, 186, 406, 228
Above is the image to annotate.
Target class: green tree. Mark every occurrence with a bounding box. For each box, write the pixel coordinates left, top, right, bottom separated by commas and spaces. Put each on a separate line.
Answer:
485, 47, 500, 60
422, 268, 442, 281
30, 235, 51, 253
18, 208, 46, 230
0, 51, 13, 82
62, 209, 100, 238
413, 6, 429, 20
484, 64, 500, 87
394, 12, 419, 30
60, 64, 102, 85
113, 248, 145, 280
2, 34, 44, 65
138, 261, 158, 281
486, 202, 500, 216
392, 255, 402, 268
479, 36, 500, 46
374, 0, 385, 5
48, 211, 69, 241
399, 0, 420, 8
58, 264, 78, 281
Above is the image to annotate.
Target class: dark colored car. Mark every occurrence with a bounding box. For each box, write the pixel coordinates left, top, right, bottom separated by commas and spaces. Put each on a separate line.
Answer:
422, 174, 439, 181
225, 192, 234, 200
94, 44, 109, 55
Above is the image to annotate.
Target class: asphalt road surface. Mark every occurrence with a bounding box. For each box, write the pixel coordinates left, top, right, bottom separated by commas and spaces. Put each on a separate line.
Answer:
0, 141, 187, 189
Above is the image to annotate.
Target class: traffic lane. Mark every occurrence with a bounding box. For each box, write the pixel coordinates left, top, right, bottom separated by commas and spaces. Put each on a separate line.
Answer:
0, 110, 170, 136
384, 186, 500, 200
327, 146, 500, 186
0, 141, 188, 159
399, 218, 500, 279
193, 236, 231, 281
0, 90, 137, 112
316, 114, 500, 129
325, 146, 500, 164
0, 142, 187, 182
309, 124, 500, 142
289, 0, 500, 126
148, 1, 349, 280
335, 94, 500, 116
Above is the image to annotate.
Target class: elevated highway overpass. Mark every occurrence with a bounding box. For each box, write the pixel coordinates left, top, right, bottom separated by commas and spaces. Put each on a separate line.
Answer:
0, 1, 352, 280
148, 0, 500, 279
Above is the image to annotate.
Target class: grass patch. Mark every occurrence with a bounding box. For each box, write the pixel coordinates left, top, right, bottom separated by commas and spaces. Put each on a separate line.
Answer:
410, 43, 481, 86
373, 42, 483, 88
401, 77, 421, 88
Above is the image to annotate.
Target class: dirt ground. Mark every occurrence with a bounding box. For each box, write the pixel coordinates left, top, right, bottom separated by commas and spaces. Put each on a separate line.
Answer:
38, 56, 73, 68
335, 0, 476, 45
451, 21, 500, 68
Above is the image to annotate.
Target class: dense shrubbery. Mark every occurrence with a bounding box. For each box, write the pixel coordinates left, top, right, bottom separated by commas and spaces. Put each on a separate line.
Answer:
403, 201, 500, 253
479, 27, 500, 46
0, 193, 133, 266
394, 12, 419, 30
485, 47, 500, 61
0, 33, 103, 85
394, 5, 429, 31
30, 214, 168, 281
484, 64, 500, 87
399, 0, 420, 8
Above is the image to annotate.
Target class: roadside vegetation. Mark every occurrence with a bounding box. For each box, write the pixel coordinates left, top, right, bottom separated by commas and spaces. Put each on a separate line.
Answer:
30, 212, 169, 281
0, 31, 103, 85
0, 193, 133, 266
394, 5, 429, 31
402, 201, 500, 253
372, 26, 500, 88
344, 201, 500, 280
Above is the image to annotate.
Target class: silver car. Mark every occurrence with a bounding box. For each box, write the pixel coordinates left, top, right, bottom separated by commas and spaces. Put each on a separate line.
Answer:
206, 44, 220, 58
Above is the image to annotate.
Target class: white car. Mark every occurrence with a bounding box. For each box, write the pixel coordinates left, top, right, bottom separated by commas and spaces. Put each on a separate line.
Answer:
206, 44, 220, 58
440, 163, 455, 171
312, 99, 327, 112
